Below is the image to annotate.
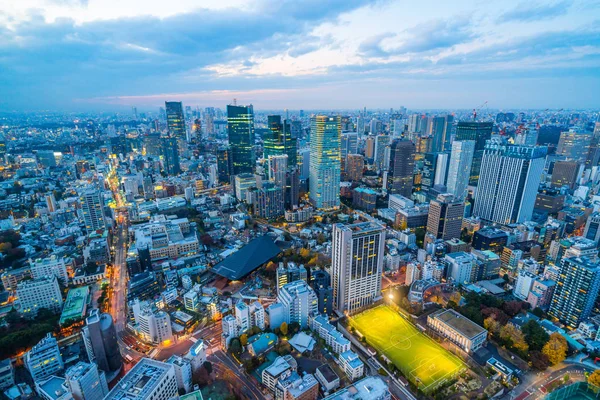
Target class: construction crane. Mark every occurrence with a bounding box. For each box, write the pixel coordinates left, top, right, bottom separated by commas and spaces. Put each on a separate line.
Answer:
473, 101, 488, 121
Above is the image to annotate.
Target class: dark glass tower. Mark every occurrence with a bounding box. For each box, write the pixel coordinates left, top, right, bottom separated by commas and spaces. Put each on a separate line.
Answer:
387, 139, 415, 198
165, 102, 186, 141
264, 115, 297, 166
227, 104, 255, 175
160, 137, 181, 175
455, 122, 493, 185
217, 146, 233, 184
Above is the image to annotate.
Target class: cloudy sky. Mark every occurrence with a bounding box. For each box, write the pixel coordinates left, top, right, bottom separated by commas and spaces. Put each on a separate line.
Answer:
1, 0, 599, 111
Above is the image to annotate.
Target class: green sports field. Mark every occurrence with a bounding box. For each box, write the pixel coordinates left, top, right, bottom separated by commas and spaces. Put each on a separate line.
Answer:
349, 305, 465, 392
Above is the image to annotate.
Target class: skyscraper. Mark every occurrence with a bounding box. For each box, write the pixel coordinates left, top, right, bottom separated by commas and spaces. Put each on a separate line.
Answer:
473, 138, 547, 225
446, 140, 475, 200
309, 115, 341, 210
426, 194, 464, 241
165, 102, 186, 142
216, 147, 233, 184
549, 257, 600, 329
80, 189, 106, 234
227, 104, 255, 175
341, 133, 358, 169
550, 160, 579, 189
160, 137, 181, 175
82, 309, 122, 374
374, 135, 391, 170
428, 116, 446, 153
346, 154, 365, 182
331, 222, 385, 314
264, 116, 297, 166
387, 139, 415, 198
268, 155, 288, 188
556, 129, 592, 163
65, 362, 109, 400
455, 122, 493, 185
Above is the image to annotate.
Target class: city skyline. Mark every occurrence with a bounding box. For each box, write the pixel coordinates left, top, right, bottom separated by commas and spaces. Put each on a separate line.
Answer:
1, 0, 599, 111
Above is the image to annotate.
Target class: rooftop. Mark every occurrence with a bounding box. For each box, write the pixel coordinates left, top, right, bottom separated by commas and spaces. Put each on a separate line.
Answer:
322, 376, 389, 400
247, 332, 278, 355
179, 390, 204, 400
105, 358, 173, 400
316, 364, 339, 383
430, 309, 487, 339
59, 286, 89, 325
211, 235, 281, 280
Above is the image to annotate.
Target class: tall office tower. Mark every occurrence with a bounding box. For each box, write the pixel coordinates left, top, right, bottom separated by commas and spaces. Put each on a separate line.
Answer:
341, 115, 353, 131
346, 154, 365, 182
24, 333, 64, 382
446, 140, 475, 200
268, 155, 288, 188
549, 257, 600, 329
442, 114, 455, 150
557, 129, 592, 163
165, 102, 186, 142
277, 280, 318, 329
144, 133, 162, 157
309, 115, 341, 210
331, 222, 386, 314
364, 136, 375, 160
227, 104, 255, 175
429, 116, 447, 152
341, 133, 358, 168
422, 152, 449, 195
387, 139, 415, 198
584, 212, 600, 244
426, 194, 464, 241
473, 139, 547, 225
374, 135, 391, 170
82, 309, 122, 374
264, 116, 297, 166
455, 121, 493, 185
356, 115, 365, 137
285, 167, 300, 209
80, 189, 106, 233
65, 362, 109, 400
408, 114, 423, 133
204, 113, 215, 135
298, 148, 310, 180
160, 137, 181, 175
216, 146, 233, 184
550, 160, 579, 189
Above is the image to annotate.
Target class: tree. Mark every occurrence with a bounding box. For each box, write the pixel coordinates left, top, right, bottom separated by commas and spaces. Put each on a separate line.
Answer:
280, 322, 288, 336
499, 324, 529, 354
588, 370, 600, 387
203, 361, 213, 375
299, 248, 311, 259
449, 292, 462, 305
530, 351, 550, 371
542, 333, 568, 365
522, 320, 550, 351
228, 338, 242, 356
240, 334, 248, 346
484, 317, 500, 335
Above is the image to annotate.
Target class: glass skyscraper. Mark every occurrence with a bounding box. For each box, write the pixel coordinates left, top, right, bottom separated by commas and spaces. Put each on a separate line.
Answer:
264, 115, 297, 166
160, 137, 181, 176
309, 115, 341, 210
165, 101, 186, 141
455, 121, 493, 185
227, 104, 255, 175
387, 139, 415, 198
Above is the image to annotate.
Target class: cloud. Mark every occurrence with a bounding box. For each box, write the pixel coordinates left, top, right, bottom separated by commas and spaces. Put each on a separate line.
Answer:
499, 1, 572, 22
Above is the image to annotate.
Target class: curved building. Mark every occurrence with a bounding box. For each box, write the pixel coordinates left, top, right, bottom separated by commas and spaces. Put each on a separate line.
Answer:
82, 309, 122, 374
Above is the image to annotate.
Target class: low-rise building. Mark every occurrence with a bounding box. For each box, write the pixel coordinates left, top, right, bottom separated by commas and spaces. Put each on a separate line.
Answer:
337, 351, 364, 381
315, 364, 340, 393
104, 359, 178, 400
322, 376, 390, 400
309, 315, 351, 354
427, 309, 487, 353
25, 334, 64, 383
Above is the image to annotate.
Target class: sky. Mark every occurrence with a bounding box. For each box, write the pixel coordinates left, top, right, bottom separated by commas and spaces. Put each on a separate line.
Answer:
0, 0, 599, 112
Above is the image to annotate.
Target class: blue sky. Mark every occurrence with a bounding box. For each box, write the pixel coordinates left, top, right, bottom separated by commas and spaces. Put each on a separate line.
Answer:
0, 0, 599, 111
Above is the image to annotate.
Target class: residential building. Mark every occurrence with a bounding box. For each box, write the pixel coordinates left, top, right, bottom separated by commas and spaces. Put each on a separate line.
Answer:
551, 160, 579, 190
514, 270, 536, 300
65, 362, 108, 400
427, 309, 487, 353
526, 279, 556, 311
0, 359, 14, 390
17, 276, 63, 316
337, 351, 364, 381
104, 359, 178, 400
309, 115, 341, 210
25, 334, 64, 382
331, 222, 385, 314
278, 281, 318, 329
474, 139, 547, 224
309, 314, 350, 354
345, 154, 364, 181
277, 263, 307, 294
262, 355, 297, 392
352, 187, 377, 211
314, 364, 340, 393
30, 256, 69, 285
444, 252, 475, 284
166, 355, 192, 394
310, 269, 333, 316
374, 135, 391, 170
80, 190, 106, 233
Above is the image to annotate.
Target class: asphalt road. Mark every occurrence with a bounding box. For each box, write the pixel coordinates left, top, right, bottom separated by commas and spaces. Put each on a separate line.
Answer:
507, 364, 593, 400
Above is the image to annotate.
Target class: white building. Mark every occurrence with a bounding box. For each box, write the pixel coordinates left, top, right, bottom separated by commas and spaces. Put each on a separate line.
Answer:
80, 189, 106, 234
278, 281, 318, 329
446, 140, 475, 200
183, 290, 199, 312
427, 309, 487, 353
514, 270, 536, 300
17, 276, 63, 316
137, 307, 173, 345
331, 222, 386, 314
166, 355, 192, 394
323, 376, 390, 400
235, 301, 251, 333
184, 340, 207, 372
104, 359, 178, 400
444, 252, 475, 285
337, 351, 364, 381
65, 362, 108, 400
30, 256, 69, 286
262, 355, 297, 392
310, 314, 351, 354
25, 334, 64, 382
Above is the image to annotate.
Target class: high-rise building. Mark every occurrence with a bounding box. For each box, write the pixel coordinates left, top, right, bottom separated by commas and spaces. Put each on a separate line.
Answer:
310, 269, 333, 316
216, 147, 233, 184
277, 263, 308, 294
80, 189, 106, 233
227, 104, 255, 175
104, 358, 178, 400
550, 160, 579, 189
137, 307, 173, 345
473, 139, 546, 225
556, 130, 592, 163
264, 116, 297, 166
24, 333, 64, 382
455, 122, 493, 185
81, 309, 122, 374
30, 255, 69, 286
17, 276, 63, 317
428, 116, 447, 153
421, 152, 450, 196
277, 280, 318, 329
387, 139, 415, 198
341, 133, 358, 169
331, 222, 385, 314
160, 137, 181, 175
268, 155, 288, 188
584, 213, 600, 244
549, 257, 600, 329
345, 154, 364, 182
374, 135, 391, 170
65, 362, 109, 400
165, 102, 186, 142
446, 140, 475, 200
427, 194, 464, 241
248, 183, 285, 219
309, 116, 341, 210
